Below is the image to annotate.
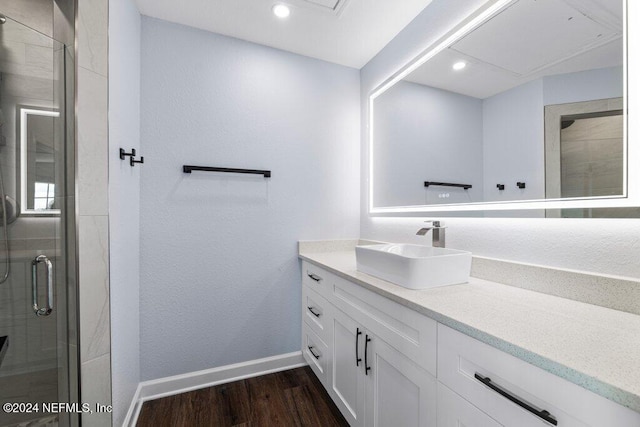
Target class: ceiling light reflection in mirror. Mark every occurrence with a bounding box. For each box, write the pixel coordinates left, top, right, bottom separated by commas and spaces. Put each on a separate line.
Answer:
273, 4, 291, 18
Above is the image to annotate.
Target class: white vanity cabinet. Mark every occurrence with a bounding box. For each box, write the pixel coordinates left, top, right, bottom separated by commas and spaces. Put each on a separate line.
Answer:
301, 263, 337, 387
300, 261, 640, 427
437, 382, 503, 427
302, 321, 330, 385
437, 324, 640, 427
363, 323, 437, 427
303, 262, 333, 300
301, 261, 437, 427
302, 283, 332, 345
331, 307, 437, 427
330, 307, 365, 426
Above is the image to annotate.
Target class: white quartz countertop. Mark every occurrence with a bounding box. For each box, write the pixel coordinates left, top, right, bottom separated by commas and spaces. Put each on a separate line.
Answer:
299, 247, 640, 413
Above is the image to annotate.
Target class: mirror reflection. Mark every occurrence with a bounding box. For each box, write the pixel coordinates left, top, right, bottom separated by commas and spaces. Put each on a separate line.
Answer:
372, 0, 625, 212
19, 107, 60, 214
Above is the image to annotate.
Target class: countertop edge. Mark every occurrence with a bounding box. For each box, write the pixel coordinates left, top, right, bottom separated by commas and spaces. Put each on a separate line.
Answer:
298, 253, 640, 414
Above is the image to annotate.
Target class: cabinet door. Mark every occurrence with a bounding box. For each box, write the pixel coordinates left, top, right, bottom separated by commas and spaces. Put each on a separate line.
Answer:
331, 308, 366, 427
364, 332, 437, 427
437, 382, 503, 427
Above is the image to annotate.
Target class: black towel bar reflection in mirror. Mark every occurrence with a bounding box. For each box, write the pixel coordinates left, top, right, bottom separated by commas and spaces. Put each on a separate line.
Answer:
424, 181, 472, 190
183, 165, 271, 178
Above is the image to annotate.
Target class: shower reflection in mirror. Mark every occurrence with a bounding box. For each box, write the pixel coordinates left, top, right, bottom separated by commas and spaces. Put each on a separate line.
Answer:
18, 107, 60, 215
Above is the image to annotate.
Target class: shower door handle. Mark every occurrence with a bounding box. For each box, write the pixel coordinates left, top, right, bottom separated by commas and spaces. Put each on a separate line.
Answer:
32, 255, 53, 316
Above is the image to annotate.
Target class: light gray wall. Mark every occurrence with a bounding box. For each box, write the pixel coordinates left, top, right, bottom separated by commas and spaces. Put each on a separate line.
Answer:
482, 79, 545, 203
373, 81, 483, 207
139, 17, 360, 381
108, 0, 141, 424
543, 66, 623, 106
360, 0, 640, 279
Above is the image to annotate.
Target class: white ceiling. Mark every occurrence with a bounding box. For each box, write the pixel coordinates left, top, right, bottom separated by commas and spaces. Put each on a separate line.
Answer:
405, 0, 623, 99
133, 0, 434, 69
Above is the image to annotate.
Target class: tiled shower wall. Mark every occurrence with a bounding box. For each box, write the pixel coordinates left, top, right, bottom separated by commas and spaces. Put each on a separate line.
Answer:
76, 0, 112, 425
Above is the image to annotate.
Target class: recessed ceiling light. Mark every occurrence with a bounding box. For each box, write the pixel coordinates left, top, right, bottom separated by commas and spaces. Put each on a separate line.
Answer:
273, 4, 291, 19
452, 61, 467, 71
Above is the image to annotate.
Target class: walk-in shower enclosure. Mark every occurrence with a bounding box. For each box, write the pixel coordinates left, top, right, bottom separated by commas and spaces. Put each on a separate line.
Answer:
0, 11, 78, 427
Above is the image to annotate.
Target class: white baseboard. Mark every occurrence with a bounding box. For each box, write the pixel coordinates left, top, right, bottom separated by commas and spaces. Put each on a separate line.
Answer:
123, 351, 306, 426
122, 383, 142, 427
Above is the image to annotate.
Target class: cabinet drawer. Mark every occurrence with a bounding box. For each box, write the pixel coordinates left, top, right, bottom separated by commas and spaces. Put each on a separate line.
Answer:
302, 261, 332, 300
438, 324, 640, 427
437, 382, 502, 427
302, 284, 331, 344
303, 324, 330, 385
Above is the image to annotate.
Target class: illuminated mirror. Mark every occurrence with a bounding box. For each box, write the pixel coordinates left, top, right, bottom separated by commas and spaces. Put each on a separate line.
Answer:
369, 0, 636, 216
19, 107, 61, 215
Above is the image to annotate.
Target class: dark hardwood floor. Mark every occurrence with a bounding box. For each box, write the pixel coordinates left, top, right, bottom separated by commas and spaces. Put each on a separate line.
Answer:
136, 366, 350, 426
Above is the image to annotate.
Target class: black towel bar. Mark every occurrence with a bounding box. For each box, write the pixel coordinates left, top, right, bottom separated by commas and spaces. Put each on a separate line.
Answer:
183, 165, 271, 177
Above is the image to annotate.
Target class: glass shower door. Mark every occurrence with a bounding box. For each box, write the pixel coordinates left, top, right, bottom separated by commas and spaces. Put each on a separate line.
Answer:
0, 14, 77, 427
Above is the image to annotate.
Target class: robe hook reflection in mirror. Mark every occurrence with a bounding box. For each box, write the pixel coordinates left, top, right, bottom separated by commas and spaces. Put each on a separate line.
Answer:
497, 184, 505, 191
517, 182, 526, 189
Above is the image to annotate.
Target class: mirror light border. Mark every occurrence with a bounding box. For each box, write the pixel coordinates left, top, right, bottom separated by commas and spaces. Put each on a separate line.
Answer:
20, 107, 61, 216
368, 0, 636, 215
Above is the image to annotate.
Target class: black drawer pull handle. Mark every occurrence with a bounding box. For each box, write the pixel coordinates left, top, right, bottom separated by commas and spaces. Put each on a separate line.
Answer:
307, 273, 322, 282
355, 328, 362, 366
364, 334, 372, 375
307, 306, 321, 317
308, 345, 320, 360
474, 373, 557, 426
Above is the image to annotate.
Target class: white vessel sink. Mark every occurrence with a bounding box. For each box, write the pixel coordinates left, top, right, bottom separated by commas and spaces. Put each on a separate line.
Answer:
355, 243, 471, 289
